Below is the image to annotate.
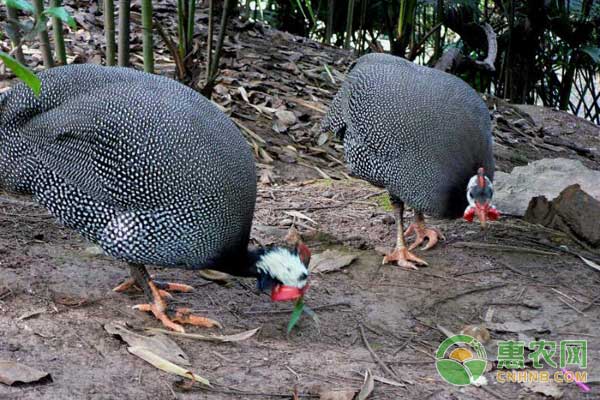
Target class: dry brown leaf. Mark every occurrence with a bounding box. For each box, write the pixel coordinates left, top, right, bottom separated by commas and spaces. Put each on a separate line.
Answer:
309, 249, 357, 273
357, 370, 375, 400
127, 346, 210, 386
198, 269, 231, 282
104, 322, 190, 366
0, 361, 50, 385
145, 327, 261, 342
318, 390, 356, 400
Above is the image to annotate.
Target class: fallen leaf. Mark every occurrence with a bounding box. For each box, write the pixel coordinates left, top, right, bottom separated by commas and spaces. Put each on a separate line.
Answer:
309, 249, 357, 273
104, 322, 190, 366
580, 256, 600, 272
17, 307, 46, 321
0, 361, 50, 385
284, 210, 317, 225
275, 109, 297, 127
127, 346, 210, 386
145, 327, 261, 343
318, 390, 356, 400
198, 269, 231, 282
522, 378, 563, 398
357, 369, 375, 400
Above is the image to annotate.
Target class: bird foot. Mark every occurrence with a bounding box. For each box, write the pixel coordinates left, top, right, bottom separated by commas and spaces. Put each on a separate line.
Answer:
404, 223, 445, 251
382, 247, 428, 270
132, 281, 221, 333
113, 277, 193, 299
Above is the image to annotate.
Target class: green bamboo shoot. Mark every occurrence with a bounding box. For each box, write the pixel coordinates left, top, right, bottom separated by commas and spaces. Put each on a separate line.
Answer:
104, 0, 116, 65
118, 0, 130, 66
141, 0, 154, 73
32, 0, 54, 68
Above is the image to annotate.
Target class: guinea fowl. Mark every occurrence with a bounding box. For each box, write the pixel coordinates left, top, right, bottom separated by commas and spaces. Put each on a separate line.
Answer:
322, 53, 499, 269
0, 64, 310, 332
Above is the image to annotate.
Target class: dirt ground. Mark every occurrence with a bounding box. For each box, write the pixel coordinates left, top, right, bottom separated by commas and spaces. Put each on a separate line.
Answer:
1, 175, 599, 400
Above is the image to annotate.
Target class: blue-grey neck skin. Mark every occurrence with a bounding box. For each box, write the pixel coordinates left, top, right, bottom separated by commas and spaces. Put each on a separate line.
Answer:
321, 53, 494, 219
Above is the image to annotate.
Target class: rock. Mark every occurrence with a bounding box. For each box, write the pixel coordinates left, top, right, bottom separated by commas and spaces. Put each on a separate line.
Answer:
494, 158, 600, 215
275, 109, 297, 127
524, 184, 600, 248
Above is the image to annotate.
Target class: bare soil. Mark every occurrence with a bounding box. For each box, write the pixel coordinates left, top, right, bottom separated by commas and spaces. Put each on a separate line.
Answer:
1, 177, 599, 400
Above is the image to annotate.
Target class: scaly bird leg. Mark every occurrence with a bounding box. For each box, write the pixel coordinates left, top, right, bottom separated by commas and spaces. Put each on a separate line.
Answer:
125, 263, 221, 332
382, 200, 429, 270
404, 212, 445, 251
112, 276, 194, 300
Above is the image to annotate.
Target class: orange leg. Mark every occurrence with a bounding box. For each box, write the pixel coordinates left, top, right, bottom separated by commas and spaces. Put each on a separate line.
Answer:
404, 212, 445, 251
382, 201, 429, 270
123, 263, 221, 332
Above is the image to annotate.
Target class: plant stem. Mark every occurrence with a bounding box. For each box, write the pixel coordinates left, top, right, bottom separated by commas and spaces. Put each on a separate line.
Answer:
177, 0, 186, 59
32, 0, 54, 68
141, 0, 154, 73
324, 0, 333, 44
50, 0, 67, 65
104, 0, 116, 65
186, 0, 196, 54
343, 0, 355, 49
118, 0, 131, 66
206, 0, 214, 81
203, 0, 231, 97
6, 7, 26, 64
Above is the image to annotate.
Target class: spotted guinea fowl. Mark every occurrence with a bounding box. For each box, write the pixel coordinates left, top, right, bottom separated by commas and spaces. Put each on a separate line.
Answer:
322, 53, 499, 269
0, 64, 310, 332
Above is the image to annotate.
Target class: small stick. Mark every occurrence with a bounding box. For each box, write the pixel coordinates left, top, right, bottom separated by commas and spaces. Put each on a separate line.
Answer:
358, 324, 407, 386
242, 302, 350, 315
453, 241, 559, 256
427, 283, 508, 309
556, 297, 584, 315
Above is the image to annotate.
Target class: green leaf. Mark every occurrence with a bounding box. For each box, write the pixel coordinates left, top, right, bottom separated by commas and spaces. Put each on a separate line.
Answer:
44, 7, 77, 29
286, 297, 305, 335
0, 51, 41, 96
581, 47, 600, 64
3, 0, 34, 13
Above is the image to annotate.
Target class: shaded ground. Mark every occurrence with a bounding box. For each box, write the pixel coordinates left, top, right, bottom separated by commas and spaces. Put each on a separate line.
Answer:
1, 177, 599, 400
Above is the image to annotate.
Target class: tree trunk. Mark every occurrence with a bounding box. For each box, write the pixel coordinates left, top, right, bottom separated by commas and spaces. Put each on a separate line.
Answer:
141, 0, 154, 73
104, 0, 116, 65
118, 0, 131, 67
32, 0, 54, 68
6, 7, 25, 64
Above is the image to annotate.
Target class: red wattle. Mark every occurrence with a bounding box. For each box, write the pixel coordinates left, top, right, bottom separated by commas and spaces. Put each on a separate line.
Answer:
463, 207, 475, 222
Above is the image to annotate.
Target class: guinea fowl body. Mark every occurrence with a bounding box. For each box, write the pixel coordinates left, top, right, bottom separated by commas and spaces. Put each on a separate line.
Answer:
322, 53, 495, 218
0, 64, 257, 272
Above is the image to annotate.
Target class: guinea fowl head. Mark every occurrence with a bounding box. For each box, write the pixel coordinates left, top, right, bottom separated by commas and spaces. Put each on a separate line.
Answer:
255, 243, 311, 302
464, 168, 500, 228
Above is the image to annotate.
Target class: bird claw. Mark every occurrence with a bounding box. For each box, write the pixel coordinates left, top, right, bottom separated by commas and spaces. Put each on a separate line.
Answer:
404, 223, 445, 251
382, 247, 428, 270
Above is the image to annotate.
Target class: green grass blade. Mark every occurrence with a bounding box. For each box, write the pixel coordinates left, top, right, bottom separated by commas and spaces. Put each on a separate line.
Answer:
0, 51, 41, 95
286, 297, 305, 335
3, 0, 34, 13
44, 6, 77, 29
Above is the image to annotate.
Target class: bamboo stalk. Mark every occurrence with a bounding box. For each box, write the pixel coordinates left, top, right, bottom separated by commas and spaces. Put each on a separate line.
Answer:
104, 0, 116, 65
325, 0, 333, 44
186, 0, 196, 54
32, 0, 54, 68
50, 0, 67, 65
118, 0, 131, 66
141, 0, 154, 73
343, 0, 355, 49
177, 0, 186, 59
6, 6, 26, 64
203, 0, 231, 96
206, 0, 214, 81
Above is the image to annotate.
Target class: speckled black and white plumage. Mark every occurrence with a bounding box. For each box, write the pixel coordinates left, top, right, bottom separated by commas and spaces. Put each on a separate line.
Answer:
0, 64, 257, 271
322, 53, 495, 218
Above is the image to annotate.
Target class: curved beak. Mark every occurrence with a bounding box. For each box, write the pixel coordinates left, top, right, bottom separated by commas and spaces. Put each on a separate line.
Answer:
271, 283, 309, 302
